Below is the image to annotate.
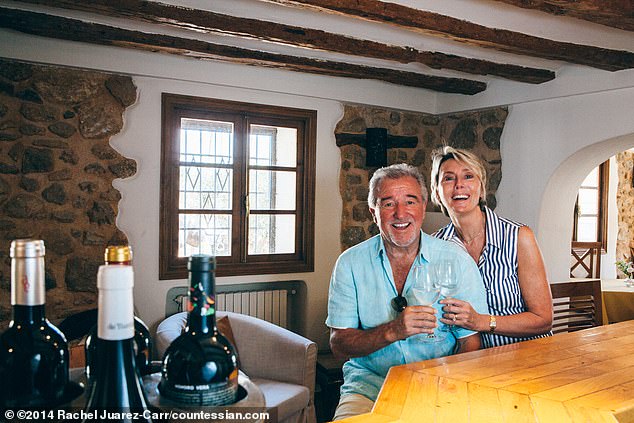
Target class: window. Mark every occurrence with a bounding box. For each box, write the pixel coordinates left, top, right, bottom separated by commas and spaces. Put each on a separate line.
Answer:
160, 94, 316, 279
572, 160, 609, 251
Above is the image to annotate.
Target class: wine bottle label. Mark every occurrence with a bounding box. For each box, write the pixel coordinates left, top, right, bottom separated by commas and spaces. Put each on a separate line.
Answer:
97, 265, 135, 341
10, 240, 46, 306
163, 378, 238, 406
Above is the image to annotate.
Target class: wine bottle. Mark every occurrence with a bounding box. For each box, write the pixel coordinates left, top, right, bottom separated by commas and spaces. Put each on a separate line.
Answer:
0, 239, 70, 408
158, 255, 238, 406
83, 264, 152, 422
85, 245, 153, 378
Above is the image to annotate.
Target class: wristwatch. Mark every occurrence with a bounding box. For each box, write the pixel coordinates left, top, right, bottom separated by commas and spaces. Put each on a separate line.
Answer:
489, 315, 497, 333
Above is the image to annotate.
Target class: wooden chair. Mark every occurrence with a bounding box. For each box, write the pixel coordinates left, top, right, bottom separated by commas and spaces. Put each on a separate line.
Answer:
550, 279, 603, 334
570, 241, 602, 279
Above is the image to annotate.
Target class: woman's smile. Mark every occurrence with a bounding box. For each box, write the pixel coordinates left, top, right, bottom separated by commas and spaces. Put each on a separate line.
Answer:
439, 159, 482, 215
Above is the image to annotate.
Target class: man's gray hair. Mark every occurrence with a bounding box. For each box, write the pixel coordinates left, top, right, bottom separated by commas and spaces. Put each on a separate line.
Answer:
367, 163, 428, 208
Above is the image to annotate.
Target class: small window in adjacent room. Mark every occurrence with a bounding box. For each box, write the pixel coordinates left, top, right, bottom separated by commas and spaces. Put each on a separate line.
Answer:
572, 160, 609, 251
160, 94, 316, 279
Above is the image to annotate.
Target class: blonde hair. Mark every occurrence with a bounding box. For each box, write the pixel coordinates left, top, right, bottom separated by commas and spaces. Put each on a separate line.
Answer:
430, 146, 487, 216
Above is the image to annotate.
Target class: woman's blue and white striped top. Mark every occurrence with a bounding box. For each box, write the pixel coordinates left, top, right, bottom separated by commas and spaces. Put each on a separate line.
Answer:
434, 206, 552, 348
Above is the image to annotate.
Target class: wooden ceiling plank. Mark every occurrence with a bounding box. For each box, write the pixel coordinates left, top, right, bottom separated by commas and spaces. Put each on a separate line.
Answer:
264, 0, 634, 71
490, 0, 634, 32
0, 7, 487, 95
12, 0, 554, 84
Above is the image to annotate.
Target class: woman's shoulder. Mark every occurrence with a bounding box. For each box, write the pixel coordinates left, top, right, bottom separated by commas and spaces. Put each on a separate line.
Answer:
486, 207, 525, 232
490, 213, 540, 255
517, 225, 539, 248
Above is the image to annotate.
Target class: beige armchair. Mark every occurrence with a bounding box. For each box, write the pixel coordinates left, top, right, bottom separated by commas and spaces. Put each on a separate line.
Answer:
156, 311, 317, 423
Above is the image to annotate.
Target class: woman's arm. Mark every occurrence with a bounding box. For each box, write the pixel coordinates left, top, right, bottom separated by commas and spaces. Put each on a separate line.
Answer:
454, 333, 481, 354
508, 225, 553, 335
440, 226, 553, 336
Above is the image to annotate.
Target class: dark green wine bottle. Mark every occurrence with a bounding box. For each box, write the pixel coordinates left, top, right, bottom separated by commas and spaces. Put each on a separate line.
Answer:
83, 264, 152, 423
0, 239, 70, 408
85, 245, 153, 379
158, 254, 238, 405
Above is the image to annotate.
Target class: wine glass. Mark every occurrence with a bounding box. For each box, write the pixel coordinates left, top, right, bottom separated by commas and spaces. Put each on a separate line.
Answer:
437, 260, 458, 332
410, 265, 442, 342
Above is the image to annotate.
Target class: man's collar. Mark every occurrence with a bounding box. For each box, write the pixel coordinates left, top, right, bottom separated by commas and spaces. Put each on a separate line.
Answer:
375, 230, 430, 264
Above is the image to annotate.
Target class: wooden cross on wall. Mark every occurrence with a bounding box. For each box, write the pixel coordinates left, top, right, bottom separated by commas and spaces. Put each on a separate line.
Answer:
335, 127, 418, 167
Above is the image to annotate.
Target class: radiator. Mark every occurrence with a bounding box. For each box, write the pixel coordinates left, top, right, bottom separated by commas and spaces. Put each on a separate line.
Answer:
165, 280, 305, 334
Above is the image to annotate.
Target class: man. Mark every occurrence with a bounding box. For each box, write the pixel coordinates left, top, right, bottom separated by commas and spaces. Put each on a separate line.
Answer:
326, 163, 488, 420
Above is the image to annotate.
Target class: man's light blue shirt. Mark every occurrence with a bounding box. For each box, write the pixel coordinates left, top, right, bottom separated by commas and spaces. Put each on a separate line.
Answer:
325, 231, 488, 401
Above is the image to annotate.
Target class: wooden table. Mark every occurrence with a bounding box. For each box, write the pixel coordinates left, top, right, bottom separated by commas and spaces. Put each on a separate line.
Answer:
339, 321, 634, 423
602, 279, 634, 324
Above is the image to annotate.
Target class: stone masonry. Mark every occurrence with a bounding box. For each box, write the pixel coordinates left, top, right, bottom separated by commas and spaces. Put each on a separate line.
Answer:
336, 105, 506, 250
616, 150, 634, 267
0, 58, 137, 326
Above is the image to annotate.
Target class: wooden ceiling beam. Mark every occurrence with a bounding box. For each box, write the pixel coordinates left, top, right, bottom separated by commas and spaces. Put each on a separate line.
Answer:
264, 0, 634, 71
9, 0, 554, 84
491, 0, 634, 32
0, 7, 487, 95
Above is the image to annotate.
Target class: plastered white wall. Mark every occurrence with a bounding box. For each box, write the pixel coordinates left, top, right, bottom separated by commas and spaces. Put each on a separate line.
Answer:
496, 88, 634, 282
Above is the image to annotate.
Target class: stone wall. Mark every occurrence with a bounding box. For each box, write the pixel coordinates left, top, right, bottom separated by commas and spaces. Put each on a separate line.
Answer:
0, 58, 136, 325
336, 105, 506, 250
616, 150, 634, 265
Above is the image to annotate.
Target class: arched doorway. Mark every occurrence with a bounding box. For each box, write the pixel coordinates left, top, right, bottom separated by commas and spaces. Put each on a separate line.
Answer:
537, 133, 634, 281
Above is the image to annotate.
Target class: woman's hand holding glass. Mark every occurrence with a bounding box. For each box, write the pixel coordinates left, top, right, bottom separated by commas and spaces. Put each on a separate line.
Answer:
439, 297, 482, 331
436, 260, 482, 331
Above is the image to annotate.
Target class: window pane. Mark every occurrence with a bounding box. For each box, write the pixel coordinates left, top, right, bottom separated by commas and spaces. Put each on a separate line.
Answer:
179, 166, 232, 210
161, 95, 315, 278
577, 216, 597, 242
178, 213, 231, 257
577, 187, 598, 215
180, 118, 233, 165
249, 125, 297, 167
248, 214, 295, 254
249, 170, 296, 210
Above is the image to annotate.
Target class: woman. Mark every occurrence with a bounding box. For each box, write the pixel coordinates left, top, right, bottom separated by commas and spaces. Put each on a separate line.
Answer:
430, 146, 552, 348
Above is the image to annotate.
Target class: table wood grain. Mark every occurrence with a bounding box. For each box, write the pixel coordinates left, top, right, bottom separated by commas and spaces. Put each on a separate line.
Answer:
337, 321, 634, 422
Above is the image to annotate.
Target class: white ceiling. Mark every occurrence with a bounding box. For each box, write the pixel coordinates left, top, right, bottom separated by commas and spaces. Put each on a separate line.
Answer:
1, 0, 633, 113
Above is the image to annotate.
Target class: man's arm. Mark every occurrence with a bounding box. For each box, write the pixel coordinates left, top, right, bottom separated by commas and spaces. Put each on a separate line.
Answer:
329, 327, 394, 360
330, 305, 437, 360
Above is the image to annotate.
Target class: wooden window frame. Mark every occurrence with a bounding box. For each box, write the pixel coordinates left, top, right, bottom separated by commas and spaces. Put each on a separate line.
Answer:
572, 160, 609, 252
159, 94, 316, 279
